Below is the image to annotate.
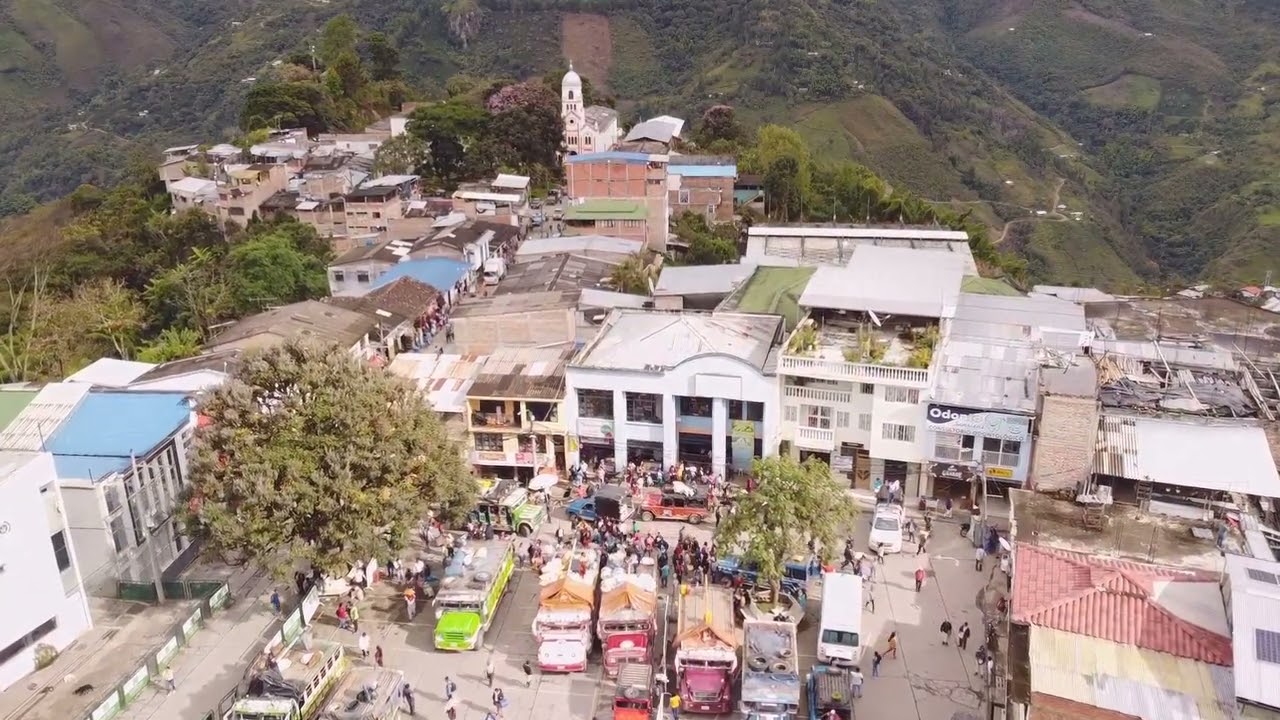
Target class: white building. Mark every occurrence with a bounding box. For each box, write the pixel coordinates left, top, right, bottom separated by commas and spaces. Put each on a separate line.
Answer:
565, 310, 785, 476
745, 225, 976, 270
777, 245, 969, 497
561, 64, 620, 155
0, 451, 93, 692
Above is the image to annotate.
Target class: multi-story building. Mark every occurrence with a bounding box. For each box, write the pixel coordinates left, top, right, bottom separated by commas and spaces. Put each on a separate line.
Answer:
465, 347, 573, 482
776, 246, 968, 497
744, 225, 976, 269
667, 156, 737, 223
216, 164, 290, 227
167, 177, 218, 216
0, 449, 94, 692
565, 309, 784, 476
562, 199, 650, 246
565, 151, 670, 251
344, 185, 403, 235
561, 65, 620, 154
451, 190, 524, 226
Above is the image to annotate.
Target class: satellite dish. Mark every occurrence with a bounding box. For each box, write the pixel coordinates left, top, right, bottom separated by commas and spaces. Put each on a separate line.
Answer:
868, 310, 883, 327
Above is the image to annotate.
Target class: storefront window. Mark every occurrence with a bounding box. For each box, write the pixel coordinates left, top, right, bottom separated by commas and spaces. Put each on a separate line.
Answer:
626, 393, 662, 423
934, 433, 975, 462
678, 396, 712, 417
578, 389, 613, 419
727, 400, 764, 422
982, 437, 1021, 468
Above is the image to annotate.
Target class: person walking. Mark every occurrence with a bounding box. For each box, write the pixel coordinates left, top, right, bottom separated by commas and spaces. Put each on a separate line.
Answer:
957, 622, 971, 650
270, 590, 282, 614
871, 651, 883, 677
939, 620, 953, 646
521, 660, 533, 687
669, 692, 682, 720
444, 676, 457, 701
336, 602, 351, 631
914, 567, 925, 592
349, 602, 361, 633
374, 645, 384, 667
404, 587, 417, 620
974, 544, 986, 571
161, 666, 176, 693
358, 631, 371, 658
492, 688, 506, 714
916, 529, 930, 556
887, 632, 899, 658
850, 666, 864, 698
402, 682, 417, 715
484, 656, 496, 687
864, 590, 876, 614
445, 696, 459, 720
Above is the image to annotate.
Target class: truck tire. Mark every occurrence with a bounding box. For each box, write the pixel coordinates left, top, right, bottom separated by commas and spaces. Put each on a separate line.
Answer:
641, 511, 655, 522
688, 514, 704, 525
517, 524, 532, 537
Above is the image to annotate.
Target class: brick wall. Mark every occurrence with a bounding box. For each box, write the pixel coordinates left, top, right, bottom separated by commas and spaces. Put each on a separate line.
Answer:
1029, 395, 1098, 492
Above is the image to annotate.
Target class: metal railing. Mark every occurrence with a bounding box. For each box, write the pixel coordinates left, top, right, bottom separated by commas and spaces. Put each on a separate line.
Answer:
783, 385, 853, 404
780, 354, 931, 387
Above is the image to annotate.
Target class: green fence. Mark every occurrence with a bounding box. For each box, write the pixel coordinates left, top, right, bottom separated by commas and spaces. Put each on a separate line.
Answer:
82, 579, 232, 720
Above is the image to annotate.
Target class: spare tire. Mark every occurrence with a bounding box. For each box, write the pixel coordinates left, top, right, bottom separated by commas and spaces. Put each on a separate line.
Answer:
771, 661, 790, 672
623, 687, 641, 700
776, 647, 794, 659
748, 655, 769, 671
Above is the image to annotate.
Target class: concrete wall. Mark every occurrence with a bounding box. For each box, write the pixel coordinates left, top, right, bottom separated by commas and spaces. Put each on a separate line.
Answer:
0, 453, 92, 692
451, 308, 576, 353
328, 259, 394, 296
1029, 395, 1098, 492
670, 175, 735, 223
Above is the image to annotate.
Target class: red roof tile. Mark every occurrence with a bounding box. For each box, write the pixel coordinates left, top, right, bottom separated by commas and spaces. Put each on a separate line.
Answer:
1011, 543, 1232, 665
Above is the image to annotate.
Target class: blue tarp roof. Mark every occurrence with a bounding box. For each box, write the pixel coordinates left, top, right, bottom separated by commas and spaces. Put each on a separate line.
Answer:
565, 151, 651, 164
47, 391, 192, 481
372, 258, 470, 291
670, 164, 737, 178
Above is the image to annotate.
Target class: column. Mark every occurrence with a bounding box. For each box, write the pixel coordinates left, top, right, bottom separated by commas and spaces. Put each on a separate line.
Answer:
612, 389, 628, 471
662, 394, 678, 468
711, 398, 728, 477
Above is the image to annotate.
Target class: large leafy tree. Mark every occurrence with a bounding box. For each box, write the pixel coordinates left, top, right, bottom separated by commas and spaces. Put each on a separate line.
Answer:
673, 211, 738, 265
183, 341, 475, 574
225, 232, 329, 315
713, 456, 857, 601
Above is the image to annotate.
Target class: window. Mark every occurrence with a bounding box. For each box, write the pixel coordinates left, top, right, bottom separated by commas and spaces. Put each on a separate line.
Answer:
0, 618, 57, 666
356, 271, 371, 283
678, 189, 691, 204
679, 396, 712, 417
859, 383, 874, 395
784, 406, 797, 423
836, 411, 850, 428
934, 433, 975, 462
567, 90, 575, 100
332, 270, 345, 282
983, 437, 1021, 468
50, 531, 71, 572
474, 434, 504, 452
884, 387, 920, 404
881, 423, 916, 443
228, 207, 246, 216
821, 629, 860, 647
109, 515, 130, 553
578, 389, 614, 419
626, 393, 662, 423
728, 400, 764, 422
103, 484, 122, 515
802, 404, 832, 430
858, 414, 872, 431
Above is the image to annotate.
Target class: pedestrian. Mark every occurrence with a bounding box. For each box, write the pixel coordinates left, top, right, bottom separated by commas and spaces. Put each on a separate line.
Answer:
162, 666, 176, 693
374, 645, 384, 667
493, 688, 508, 715
445, 697, 459, 720
270, 589, 282, 614
850, 666, 864, 698
669, 692, 682, 720
940, 619, 953, 646
914, 567, 925, 592
871, 650, 883, 677
984, 655, 994, 683
874, 543, 886, 564
336, 602, 351, 630
521, 659, 533, 687
485, 656, 496, 686
916, 529, 929, 555
975, 544, 986, 571
957, 622, 971, 650
357, 631, 371, 658
444, 676, 456, 701
402, 682, 417, 715
864, 589, 876, 613
349, 601, 361, 632
887, 632, 899, 658
404, 587, 417, 621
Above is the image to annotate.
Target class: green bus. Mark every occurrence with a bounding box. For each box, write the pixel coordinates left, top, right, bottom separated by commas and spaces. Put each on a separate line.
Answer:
473, 479, 547, 537
433, 539, 517, 651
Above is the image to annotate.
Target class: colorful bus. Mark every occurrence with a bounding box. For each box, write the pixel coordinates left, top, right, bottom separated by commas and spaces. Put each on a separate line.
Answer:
433, 539, 516, 650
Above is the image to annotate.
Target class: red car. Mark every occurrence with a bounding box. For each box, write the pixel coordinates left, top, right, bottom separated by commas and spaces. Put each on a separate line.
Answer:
638, 490, 712, 524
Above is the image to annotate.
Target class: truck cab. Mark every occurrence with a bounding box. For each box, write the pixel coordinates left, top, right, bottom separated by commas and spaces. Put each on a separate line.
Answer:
612, 663, 654, 720
565, 485, 634, 524
638, 489, 711, 523
807, 665, 853, 720
716, 555, 822, 604
472, 479, 545, 536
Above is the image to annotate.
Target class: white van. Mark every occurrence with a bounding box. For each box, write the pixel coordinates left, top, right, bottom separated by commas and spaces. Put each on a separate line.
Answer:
867, 503, 904, 554
483, 257, 507, 285
817, 573, 863, 666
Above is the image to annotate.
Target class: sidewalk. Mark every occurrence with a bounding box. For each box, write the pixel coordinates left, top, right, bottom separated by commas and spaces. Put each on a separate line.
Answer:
118, 565, 279, 720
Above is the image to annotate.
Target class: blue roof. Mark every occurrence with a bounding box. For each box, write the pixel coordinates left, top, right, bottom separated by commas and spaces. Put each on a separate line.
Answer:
566, 151, 651, 165
372, 258, 470, 291
670, 164, 737, 178
47, 391, 192, 481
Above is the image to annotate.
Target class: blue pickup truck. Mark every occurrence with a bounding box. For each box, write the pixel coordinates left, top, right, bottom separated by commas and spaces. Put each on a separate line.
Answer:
715, 555, 822, 605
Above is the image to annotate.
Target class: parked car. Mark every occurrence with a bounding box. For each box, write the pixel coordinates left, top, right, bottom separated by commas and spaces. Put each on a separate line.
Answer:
638, 489, 711, 524
552, 207, 564, 220
867, 502, 904, 553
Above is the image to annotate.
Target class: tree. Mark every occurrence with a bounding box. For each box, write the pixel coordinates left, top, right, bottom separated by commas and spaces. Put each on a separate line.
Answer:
0, 269, 51, 382
145, 247, 233, 340
182, 341, 474, 573
225, 232, 329, 315
713, 456, 856, 602
138, 327, 203, 363
764, 156, 804, 221
318, 15, 359, 67
240, 82, 334, 134
697, 105, 743, 146
407, 101, 491, 187
373, 134, 430, 176
361, 32, 400, 81
673, 211, 739, 265
326, 51, 367, 100
608, 254, 658, 295
52, 278, 145, 360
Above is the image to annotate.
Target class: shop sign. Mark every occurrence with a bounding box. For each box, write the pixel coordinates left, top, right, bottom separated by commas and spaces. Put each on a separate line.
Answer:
472, 451, 509, 464
576, 418, 614, 440
928, 461, 976, 484
986, 466, 1016, 480
926, 404, 1029, 442
832, 455, 854, 472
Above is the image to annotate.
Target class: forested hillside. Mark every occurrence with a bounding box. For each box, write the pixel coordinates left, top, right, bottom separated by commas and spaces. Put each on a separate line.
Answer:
0, 0, 1277, 287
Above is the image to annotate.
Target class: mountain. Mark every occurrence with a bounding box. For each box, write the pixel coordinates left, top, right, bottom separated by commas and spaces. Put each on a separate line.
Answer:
1, 0, 1278, 288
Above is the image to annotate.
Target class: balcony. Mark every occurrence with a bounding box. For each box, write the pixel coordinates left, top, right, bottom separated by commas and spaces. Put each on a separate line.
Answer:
780, 356, 930, 386
471, 412, 522, 430
794, 425, 836, 452
783, 385, 853, 405
781, 313, 938, 389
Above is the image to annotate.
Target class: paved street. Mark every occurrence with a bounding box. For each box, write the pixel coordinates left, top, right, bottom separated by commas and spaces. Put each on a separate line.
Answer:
114, 504, 998, 720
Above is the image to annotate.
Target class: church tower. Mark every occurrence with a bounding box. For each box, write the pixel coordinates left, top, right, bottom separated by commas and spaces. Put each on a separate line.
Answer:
561, 62, 584, 153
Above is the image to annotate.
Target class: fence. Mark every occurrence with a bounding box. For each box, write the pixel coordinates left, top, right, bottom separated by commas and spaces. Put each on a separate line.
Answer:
80, 581, 232, 720
117, 578, 229, 604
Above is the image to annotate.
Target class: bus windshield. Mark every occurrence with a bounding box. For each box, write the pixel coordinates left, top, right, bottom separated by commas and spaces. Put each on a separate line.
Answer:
821, 629, 860, 647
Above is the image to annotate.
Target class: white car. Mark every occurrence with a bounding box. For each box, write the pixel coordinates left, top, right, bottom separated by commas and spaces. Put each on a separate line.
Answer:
867, 503, 904, 554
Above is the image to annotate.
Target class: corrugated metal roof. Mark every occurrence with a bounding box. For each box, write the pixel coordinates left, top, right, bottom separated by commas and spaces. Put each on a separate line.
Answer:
1223, 553, 1280, 709
387, 353, 484, 413
1029, 627, 1235, 720
565, 151, 651, 165
669, 164, 737, 178
654, 264, 755, 296
798, 245, 966, 318
0, 382, 90, 451
748, 226, 970, 241
1013, 544, 1232, 665
1094, 414, 1280, 494
66, 358, 158, 388
573, 310, 781, 372
933, 339, 1041, 413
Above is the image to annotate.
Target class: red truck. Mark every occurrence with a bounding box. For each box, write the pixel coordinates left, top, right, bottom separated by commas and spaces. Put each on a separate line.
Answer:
672, 586, 740, 714
597, 557, 659, 678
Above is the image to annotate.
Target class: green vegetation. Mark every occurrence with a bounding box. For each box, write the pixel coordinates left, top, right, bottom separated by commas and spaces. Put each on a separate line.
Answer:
726, 266, 815, 329
182, 341, 473, 574
1085, 74, 1162, 112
